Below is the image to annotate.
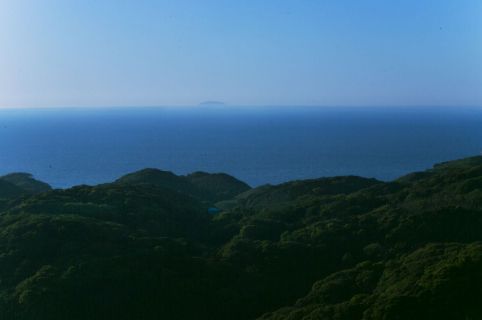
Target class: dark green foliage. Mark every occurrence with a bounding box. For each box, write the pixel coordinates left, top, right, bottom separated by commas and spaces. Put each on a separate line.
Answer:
186, 171, 251, 201
10, 183, 211, 240
0, 156, 482, 319
116, 168, 250, 203
0, 173, 52, 212
261, 243, 482, 320
0, 173, 52, 195
224, 176, 381, 211
0, 180, 26, 199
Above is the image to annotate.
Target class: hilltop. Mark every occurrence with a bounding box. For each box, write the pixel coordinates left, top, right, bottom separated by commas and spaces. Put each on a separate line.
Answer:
115, 169, 250, 203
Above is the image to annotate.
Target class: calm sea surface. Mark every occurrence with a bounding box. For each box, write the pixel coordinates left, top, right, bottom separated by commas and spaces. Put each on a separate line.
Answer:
1, 106, 482, 188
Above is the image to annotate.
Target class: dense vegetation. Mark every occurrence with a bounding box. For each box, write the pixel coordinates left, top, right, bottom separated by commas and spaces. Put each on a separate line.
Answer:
115, 168, 251, 203
1, 156, 482, 319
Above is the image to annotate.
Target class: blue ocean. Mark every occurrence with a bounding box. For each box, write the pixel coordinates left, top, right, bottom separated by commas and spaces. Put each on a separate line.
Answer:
1, 106, 482, 188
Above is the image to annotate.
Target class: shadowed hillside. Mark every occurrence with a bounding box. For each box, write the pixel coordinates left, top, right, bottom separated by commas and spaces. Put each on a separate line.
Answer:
115, 169, 250, 203
0, 173, 52, 195
0, 157, 482, 319
0, 173, 52, 212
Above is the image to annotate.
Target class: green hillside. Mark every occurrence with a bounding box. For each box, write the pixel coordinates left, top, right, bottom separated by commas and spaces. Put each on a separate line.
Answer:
0, 173, 52, 195
0, 157, 482, 319
115, 168, 250, 203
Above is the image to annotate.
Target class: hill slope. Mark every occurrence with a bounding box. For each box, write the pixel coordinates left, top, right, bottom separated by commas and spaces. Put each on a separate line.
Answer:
0, 156, 482, 319
0, 173, 52, 194
115, 168, 250, 203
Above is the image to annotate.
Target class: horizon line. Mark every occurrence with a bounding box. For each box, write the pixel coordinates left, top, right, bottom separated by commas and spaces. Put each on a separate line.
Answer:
1, 104, 482, 110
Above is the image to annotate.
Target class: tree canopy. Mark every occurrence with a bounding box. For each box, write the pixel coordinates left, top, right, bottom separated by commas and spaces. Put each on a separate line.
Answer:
1, 157, 482, 319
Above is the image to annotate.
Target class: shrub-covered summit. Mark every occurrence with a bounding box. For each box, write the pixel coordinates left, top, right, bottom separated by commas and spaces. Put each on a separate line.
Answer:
0, 173, 52, 195
115, 168, 250, 203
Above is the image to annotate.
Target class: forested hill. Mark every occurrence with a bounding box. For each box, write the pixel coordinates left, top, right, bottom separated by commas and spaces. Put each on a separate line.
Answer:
0, 157, 482, 319
115, 168, 251, 203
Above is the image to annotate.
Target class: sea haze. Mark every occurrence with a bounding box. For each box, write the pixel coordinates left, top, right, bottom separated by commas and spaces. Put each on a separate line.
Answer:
0, 106, 481, 188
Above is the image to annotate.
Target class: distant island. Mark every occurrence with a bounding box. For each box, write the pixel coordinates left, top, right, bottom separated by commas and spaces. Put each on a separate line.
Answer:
1, 156, 482, 319
198, 101, 226, 106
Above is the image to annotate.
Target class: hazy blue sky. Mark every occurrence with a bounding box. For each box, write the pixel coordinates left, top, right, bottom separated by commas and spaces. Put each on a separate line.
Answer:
0, 0, 481, 107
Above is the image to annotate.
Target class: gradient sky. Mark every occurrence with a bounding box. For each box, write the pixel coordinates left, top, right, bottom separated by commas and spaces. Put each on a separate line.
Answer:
0, 0, 481, 107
